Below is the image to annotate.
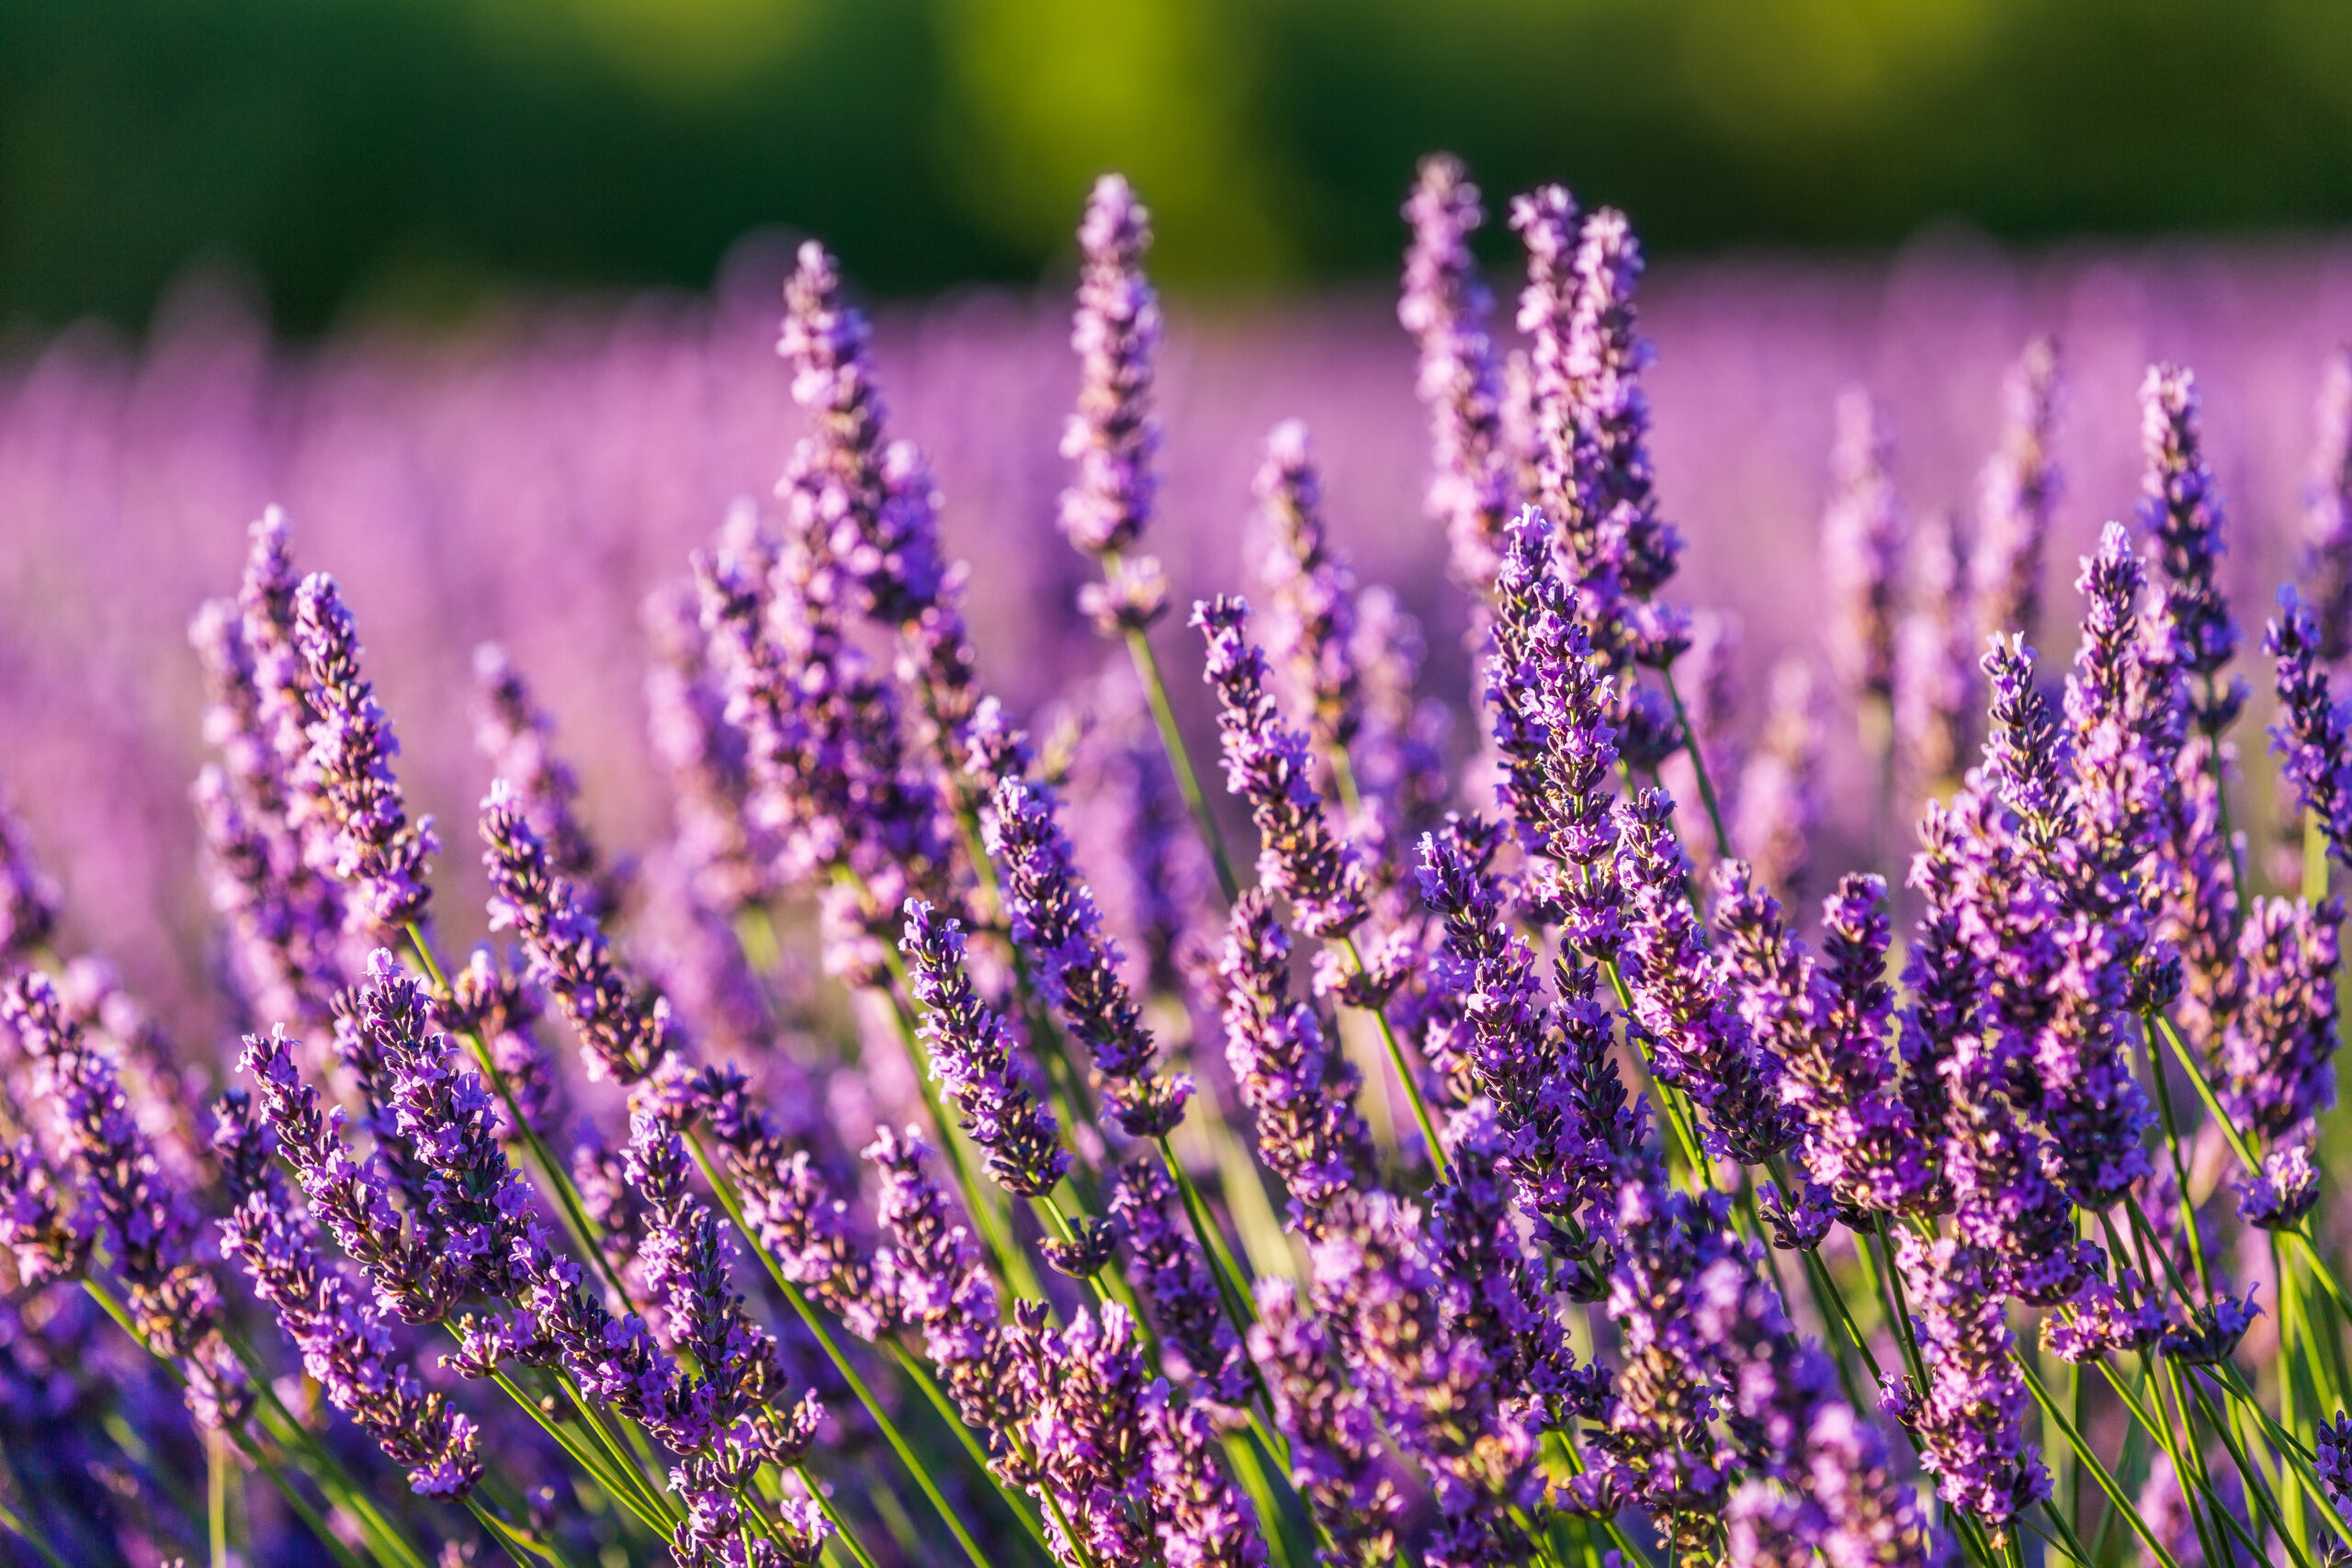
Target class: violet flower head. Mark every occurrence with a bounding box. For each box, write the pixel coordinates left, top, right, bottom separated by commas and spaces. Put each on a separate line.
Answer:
1216, 890, 1372, 1230
642, 575, 772, 916
1972, 335, 2063, 646
717, 1112, 886, 1342
1731, 658, 1823, 901
1143, 1382, 1270, 1568
867, 1125, 1011, 1439
472, 641, 618, 918
2318, 1413, 2352, 1508
0, 1135, 86, 1288
899, 899, 1069, 1199
1823, 389, 1906, 706
1567, 205, 1680, 602
1508, 182, 1585, 548
1110, 1157, 1252, 1413
2163, 1287, 2261, 1366
2064, 525, 2171, 891
2137, 364, 2245, 733
2219, 894, 2344, 1143
0, 795, 57, 964
2236, 1142, 2322, 1230
1896, 511, 1980, 793
439, 945, 560, 1140
2041, 1263, 2165, 1365
1977, 634, 2072, 855
1192, 595, 1368, 937
1617, 788, 1794, 1167
1060, 174, 1161, 560
1255, 420, 1363, 755
624, 1106, 776, 1436
1007, 1300, 1157, 1565
986, 773, 1191, 1137
2303, 346, 2352, 661
1248, 1278, 1401, 1567
1892, 1233, 2050, 1542
2036, 911, 2154, 1210
481, 780, 677, 1084
292, 572, 437, 932
1399, 152, 1515, 595
2268, 587, 2352, 872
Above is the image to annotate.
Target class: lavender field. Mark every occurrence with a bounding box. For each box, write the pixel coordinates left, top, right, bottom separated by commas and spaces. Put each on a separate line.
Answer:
4, 158, 2352, 1567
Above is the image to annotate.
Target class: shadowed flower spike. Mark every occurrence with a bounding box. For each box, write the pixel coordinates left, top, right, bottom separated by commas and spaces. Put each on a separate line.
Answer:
1006, 1299, 1158, 1564
2041, 1263, 2164, 1364
1248, 1278, 1401, 1566
867, 1125, 1012, 1440
1400, 152, 1515, 596
1978, 635, 2072, 854
1216, 890, 1373, 1231
1892, 1234, 2050, 1541
1972, 336, 2063, 647
0, 1135, 86, 1287
899, 898, 1069, 1199
1192, 595, 1368, 937
1823, 389, 1906, 707
2138, 363, 2245, 735
2304, 346, 2352, 660
0, 794, 57, 964
1731, 659, 1823, 901
481, 781, 677, 1084
2064, 525, 2171, 894
1061, 174, 1161, 561
1617, 788, 1794, 1167
1896, 511, 1979, 794
643, 575, 773, 915
2236, 1142, 2322, 1229
3, 970, 251, 1429
1109, 1158, 1253, 1413
472, 642, 620, 918
1143, 1382, 1272, 1568
1567, 206, 1681, 606
1256, 420, 1364, 758
2219, 894, 2344, 1143
292, 572, 437, 932
2163, 1287, 2261, 1365
1509, 184, 1584, 551
2269, 587, 2352, 871
986, 772, 1192, 1137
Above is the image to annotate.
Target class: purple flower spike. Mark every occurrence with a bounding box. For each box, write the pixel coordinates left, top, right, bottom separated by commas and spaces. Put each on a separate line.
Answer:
868, 1125, 1011, 1440
1061, 175, 1161, 561
2064, 525, 2172, 897
1399, 153, 1515, 595
2236, 1143, 2322, 1229
1193, 594, 1368, 938
1008, 1300, 1157, 1565
482, 781, 677, 1085
1897, 512, 1981, 794
2138, 364, 2245, 734
1110, 1158, 1252, 1415
0, 795, 57, 964
0, 1135, 86, 1287
899, 899, 1069, 1199
2303, 347, 2352, 661
986, 773, 1190, 1137
1509, 183, 1584, 552
292, 572, 437, 932
1972, 336, 2064, 646
1732, 659, 1825, 901
4, 970, 251, 1429
1256, 420, 1363, 757
1823, 389, 1906, 707
1143, 1383, 1269, 1568
472, 642, 620, 918
642, 576, 773, 916
1216, 891, 1373, 1232
1617, 790, 1794, 1167
2318, 1413, 2352, 1508
2041, 1265, 2165, 1364
1892, 1233, 2050, 1542
2269, 587, 2352, 872
1247, 1279, 1401, 1565
2220, 894, 2344, 1143
1567, 206, 1680, 604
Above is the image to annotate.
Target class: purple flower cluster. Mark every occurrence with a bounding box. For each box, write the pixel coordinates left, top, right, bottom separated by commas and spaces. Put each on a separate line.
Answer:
899, 899, 1069, 1198
1400, 154, 1515, 597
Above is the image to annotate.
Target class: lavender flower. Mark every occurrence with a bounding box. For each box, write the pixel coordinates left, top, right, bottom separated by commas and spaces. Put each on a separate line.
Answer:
481, 781, 677, 1084
1972, 336, 2063, 646
1566, 206, 1681, 606
3, 970, 250, 1428
1400, 153, 1515, 595
1193, 595, 1368, 937
1142, 1383, 1269, 1568
2138, 364, 2245, 735
1617, 789, 1794, 1167
291, 572, 437, 932
2162, 1288, 2260, 1365
1255, 421, 1363, 756
2218, 894, 2344, 1143
2303, 347, 2352, 661
1247, 1279, 1400, 1567
986, 773, 1191, 1137
473, 641, 620, 917
1897, 512, 1979, 792
642, 576, 772, 915
1110, 1158, 1251, 1412
1892, 1234, 2049, 1541
1216, 891, 1372, 1231
2041, 1263, 2165, 1364
1007, 1300, 1157, 1565
1061, 175, 1160, 560
438, 945, 560, 1139
868, 1126, 1013, 1440
214, 1096, 481, 1497
1731, 659, 1824, 900
2269, 586, 2352, 870
623, 1106, 776, 1436
0, 793, 58, 964
899, 899, 1069, 1198
1823, 389, 1906, 708
0, 1135, 86, 1287
2064, 525, 2172, 896
2236, 1142, 2322, 1230
2319, 1413, 2352, 1508
1510, 184, 1585, 554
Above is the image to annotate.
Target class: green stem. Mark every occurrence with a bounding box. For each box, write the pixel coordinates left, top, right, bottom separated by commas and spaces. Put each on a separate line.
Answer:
1115, 602, 1240, 904
2187, 1378, 2310, 1568
2018, 1357, 2186, 1568
208, 1428, 229, 1568
804, 1472, 885, 1568
0, 1497, 68, 1568
1660, 660, 1731, 862
1338, 933, 1448, 1179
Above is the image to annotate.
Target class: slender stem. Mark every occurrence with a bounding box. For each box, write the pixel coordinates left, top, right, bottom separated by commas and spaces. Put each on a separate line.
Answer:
2017, 1356, 2187, 1568
1660, 660, 1731, 862
0, 1498, 67, 1568
804, 1473, 884, 1568
1114, 602, 1240, 904
2094, 1356, 2225, 1568
2142, 1021, 2215, 1294
207, 1427, 229, 1568
2307, 808, 2333, 903
1337, 933, 1447, 1179
2187, 1379, 2310, 1568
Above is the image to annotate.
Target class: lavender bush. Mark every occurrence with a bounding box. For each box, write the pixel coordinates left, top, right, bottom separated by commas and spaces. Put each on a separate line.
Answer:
3, 157, 2352, 1568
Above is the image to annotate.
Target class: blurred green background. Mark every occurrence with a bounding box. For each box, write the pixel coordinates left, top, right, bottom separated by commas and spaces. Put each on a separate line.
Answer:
6, 0, 2352, 333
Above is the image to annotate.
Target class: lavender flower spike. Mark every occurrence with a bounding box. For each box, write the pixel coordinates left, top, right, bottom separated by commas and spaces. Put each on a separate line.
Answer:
1971, 335, 2063, 645
1110, 1157, 1252, 1413
1823, 389, 1905, 708
472, 641, 619, 917
1061, 174, 1160, 559
0, 792, 57, 964
899, 898, 1069, 1198
1892, 1234, 2050, 1542
2138, 363, 2245, 734
2219, 894, 2344, 1144
1399, 152, 1515, 594
1567, 205, 1680, 604
2303, 346, 2352, 660
1256, 420, 1363, 758
2268, 587, 2352, 872
292, 572, 437, 931
985, 773, 1191, 1137
481, 780, 676, 1084
1192, 595, 1368, 937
